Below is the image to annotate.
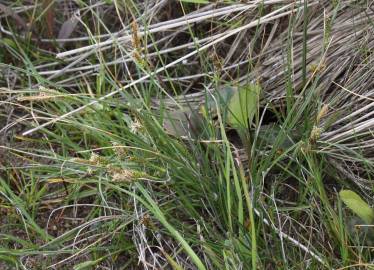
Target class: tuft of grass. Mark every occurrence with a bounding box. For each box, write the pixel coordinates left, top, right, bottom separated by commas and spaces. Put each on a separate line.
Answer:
1, 0, 374, 269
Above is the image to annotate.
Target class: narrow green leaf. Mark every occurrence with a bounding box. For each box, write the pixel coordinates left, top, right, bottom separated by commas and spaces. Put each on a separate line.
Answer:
339, 190, 374, 224
162, 250, 184, 270
227, 83, 261, 129
135, 183, 207, 270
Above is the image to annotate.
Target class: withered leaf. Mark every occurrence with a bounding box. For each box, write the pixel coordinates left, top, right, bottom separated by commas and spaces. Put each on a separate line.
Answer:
57, 10, 80, 47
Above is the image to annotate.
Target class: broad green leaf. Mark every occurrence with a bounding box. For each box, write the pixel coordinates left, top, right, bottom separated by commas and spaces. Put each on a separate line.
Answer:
339, 190, 374, 224
163, 109, 203, 138
227, 83, 261, 128
204, 86, 236, 114
74, 260, 97, 270
258, 124, 300, 149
